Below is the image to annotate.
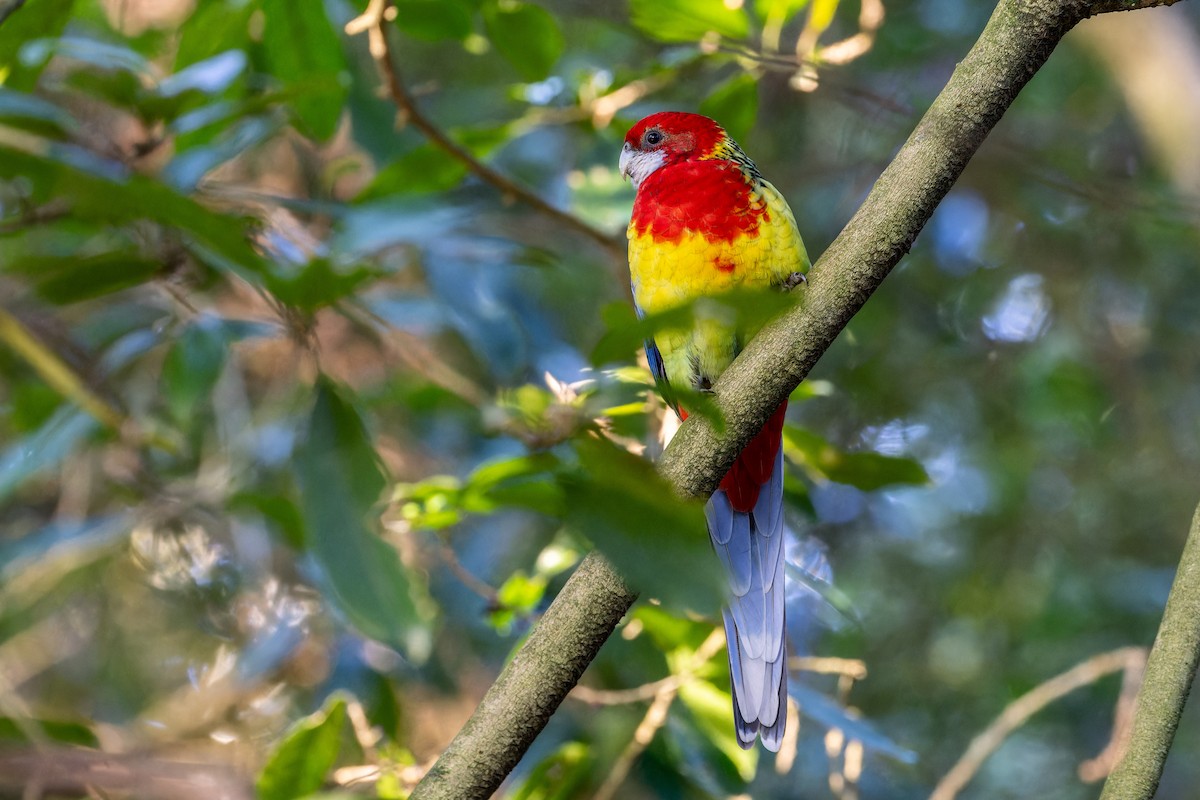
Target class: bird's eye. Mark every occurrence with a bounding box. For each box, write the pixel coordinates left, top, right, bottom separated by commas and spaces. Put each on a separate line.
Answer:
644, 130, 663, 146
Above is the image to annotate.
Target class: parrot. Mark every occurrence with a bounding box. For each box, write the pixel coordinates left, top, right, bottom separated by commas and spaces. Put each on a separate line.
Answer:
619, 111, 810, 751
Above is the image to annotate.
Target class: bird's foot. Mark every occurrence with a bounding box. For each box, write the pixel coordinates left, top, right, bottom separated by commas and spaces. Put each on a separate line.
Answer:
782, 272, 807, 291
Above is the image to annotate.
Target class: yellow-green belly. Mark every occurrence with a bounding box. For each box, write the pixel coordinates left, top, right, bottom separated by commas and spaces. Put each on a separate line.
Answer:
627, 180, 809, 392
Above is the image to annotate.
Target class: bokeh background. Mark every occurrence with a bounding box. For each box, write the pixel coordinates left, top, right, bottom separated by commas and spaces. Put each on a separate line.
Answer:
1, 0, 1199, 797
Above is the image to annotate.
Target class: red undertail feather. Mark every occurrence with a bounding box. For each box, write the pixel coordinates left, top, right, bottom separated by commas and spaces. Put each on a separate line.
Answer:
719, 404, 788, 512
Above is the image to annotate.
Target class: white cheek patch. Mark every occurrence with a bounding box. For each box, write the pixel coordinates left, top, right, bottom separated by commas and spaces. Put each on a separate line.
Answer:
620, 149, 667, 189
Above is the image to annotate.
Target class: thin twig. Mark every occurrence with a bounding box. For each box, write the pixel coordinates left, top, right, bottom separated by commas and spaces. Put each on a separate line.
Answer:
346, 0, 624, 259
570, 675, 680, 705
1080, 651, 1145, 782
436, 540, 499, 606
791, 655, 869, 680
593, 628, 726, 800
0, 306, 124, 431
0, 203, 70, 234
930, 646, 1147, 800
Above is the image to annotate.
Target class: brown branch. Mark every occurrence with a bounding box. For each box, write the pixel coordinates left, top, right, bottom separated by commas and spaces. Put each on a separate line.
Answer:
346, 0, 624, 259
930, 647, 1147, 800
1080, 649, 1145, 782
0, 202, 70, 234
790, 655, 869, 680
570, 675, 679, 705
436, 539, 499, 606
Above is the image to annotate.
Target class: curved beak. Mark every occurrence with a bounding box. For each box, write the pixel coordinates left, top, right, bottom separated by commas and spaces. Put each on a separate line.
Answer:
619, 142, 665, 189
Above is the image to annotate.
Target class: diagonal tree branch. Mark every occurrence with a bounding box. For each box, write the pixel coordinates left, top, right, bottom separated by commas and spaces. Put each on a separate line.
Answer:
412, 552, 635, 799
410, 1, 1186, 797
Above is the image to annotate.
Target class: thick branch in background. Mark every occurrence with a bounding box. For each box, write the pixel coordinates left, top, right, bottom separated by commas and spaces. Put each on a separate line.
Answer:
1100, 502, 1200, 799
411, 0, 1187, 796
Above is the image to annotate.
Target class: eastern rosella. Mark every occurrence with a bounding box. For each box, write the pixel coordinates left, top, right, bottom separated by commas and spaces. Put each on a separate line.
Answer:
620, 112, 810, 751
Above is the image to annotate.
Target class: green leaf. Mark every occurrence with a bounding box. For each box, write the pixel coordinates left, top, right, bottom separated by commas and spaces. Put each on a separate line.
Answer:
9, 250, 161, 304
463, 452, 564, 516
394, 0, 473, 41
357, 144, 469, 200
630, 0, 749, 43
0, 717, 99, 747
264, 258, 385, 312
590, 300, 688, 368
592, 288, 795, 371
664, 698, 753, 795
394, 453, 563, 531
699, 73, 759, 144
564, 436, 720, 615
634, 605, 716, 653
160, 316, 228, 423
507, 742, 591, 800
808, 0, 841, 36
295, 379, 433, 657
482, 0, 564, 81
256, 694, 349, 800
23, 35, 150, 75
756, 0, 812, 26
231, 491, 306, 548
0, 87, 79, 136
0, 0, 77, 91
490, 570, 547, 630
8, 380, 62, 432
259, 0, 348, 140
0, 408, 96, 505
782, 425, 929, 490
677, 678, 758, 782
0, 132, 270, 278
175, 0, 254, 70
163, 115, 278, 191
160, 50, 247, 98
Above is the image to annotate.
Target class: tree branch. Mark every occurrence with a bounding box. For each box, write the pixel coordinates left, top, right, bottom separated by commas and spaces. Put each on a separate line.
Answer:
410, 552, 636, 800
410, 0, 1186, 796
347, 0, 625, 259
1100, 500, 1200, 799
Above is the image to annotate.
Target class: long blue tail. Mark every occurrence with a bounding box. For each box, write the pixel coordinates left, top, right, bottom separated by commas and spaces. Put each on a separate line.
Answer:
706, 438, 787, 751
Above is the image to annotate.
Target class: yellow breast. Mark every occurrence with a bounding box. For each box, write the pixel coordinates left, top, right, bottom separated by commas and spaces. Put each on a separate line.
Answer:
628, 179, 809, 393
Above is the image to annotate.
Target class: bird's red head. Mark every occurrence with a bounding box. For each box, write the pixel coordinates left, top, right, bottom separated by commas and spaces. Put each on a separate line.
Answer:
619, 112, 728, 188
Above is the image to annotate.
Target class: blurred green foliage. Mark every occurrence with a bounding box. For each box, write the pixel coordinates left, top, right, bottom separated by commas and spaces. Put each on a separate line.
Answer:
0, 0, 1198, 798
